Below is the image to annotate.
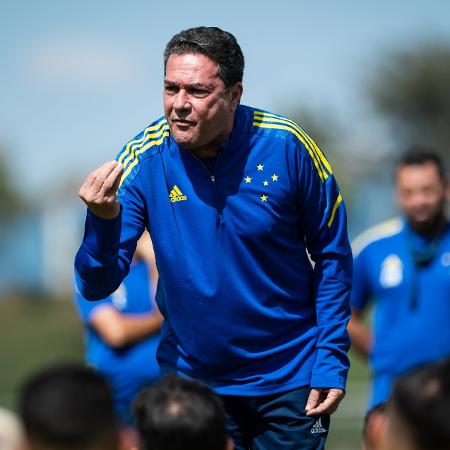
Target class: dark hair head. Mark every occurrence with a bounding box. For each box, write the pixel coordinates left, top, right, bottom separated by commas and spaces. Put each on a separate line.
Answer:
390, 358, 450, 450
18, 363, 118, 450
362, 402, 387, 449
363, 401, 387, 434
134, 374, 228, 450
396, 146, 447, 180
164, 26, 244, 91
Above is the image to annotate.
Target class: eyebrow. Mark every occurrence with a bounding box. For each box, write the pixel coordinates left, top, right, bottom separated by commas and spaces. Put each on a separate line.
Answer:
164, 80, 213, 90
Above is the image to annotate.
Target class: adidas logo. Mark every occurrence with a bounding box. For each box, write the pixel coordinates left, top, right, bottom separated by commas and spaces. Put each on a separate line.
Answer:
169, 185, 187, 203
310, 417, 326, 434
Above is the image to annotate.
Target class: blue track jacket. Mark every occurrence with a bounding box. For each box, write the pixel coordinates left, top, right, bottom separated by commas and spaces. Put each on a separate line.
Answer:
75, 105, 352, 395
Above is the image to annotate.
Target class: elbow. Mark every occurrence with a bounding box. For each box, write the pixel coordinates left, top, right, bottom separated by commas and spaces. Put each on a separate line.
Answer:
82, 291, 110, 302
102, 327, 128, 348
74, 260, 122, 301
75, 277, 121, 302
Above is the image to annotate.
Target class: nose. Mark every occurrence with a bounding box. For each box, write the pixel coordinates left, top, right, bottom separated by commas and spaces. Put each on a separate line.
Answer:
411, 190, 429, 206
173, 89, 190, 111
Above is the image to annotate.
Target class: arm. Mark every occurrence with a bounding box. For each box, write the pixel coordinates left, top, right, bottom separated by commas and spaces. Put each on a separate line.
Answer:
90, 305, 163, 348
74, 161, 146, 300
347, 248, 373, 359
347, 308, 371, 359
294, 142, 352, 415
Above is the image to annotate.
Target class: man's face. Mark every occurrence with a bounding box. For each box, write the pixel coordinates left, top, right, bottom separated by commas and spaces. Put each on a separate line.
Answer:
396, 162, 448, 230
164, 53, 242, 152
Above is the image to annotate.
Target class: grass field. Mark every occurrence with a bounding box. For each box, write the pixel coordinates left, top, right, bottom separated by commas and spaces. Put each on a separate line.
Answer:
0, 296, 369, 449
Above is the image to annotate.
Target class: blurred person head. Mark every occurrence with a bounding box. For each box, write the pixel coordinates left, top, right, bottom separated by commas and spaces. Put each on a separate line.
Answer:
162, 27, 244, 153
18, 363, 120, 450
362, 402, 386, 450
381, 358, 450, 450
0, 407, 25, 450
134, 374, 233, 450
395, 147, 449, 234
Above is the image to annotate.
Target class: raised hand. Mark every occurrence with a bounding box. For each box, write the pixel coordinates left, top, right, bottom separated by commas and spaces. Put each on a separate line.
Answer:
79, 160, 124, 219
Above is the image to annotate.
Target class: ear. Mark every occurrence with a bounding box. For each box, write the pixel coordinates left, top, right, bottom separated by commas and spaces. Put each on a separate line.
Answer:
229, 82, 243, 112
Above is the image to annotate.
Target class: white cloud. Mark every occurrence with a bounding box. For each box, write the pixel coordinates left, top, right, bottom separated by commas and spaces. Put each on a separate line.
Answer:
20, 35, 143, 90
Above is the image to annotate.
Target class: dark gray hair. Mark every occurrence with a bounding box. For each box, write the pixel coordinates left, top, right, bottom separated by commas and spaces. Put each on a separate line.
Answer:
164, 26, 244, 91
134, 374, 227, 450
396, 146, 447, 180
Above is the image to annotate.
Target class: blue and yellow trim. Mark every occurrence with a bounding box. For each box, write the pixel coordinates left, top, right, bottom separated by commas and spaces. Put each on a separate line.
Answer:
118, 118, 170, 187
327, 193, 343, 228
252, 111, 332, 182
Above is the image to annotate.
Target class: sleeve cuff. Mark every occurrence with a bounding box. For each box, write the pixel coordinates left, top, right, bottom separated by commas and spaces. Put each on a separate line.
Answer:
83, 208, 122, 260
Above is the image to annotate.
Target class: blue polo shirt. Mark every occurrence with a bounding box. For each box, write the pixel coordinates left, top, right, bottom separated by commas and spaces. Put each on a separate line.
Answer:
74, 259, 160, 424
351, 218, 450, 407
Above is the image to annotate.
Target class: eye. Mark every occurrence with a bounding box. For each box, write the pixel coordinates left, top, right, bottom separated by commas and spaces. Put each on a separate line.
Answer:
189, 87, 209, 97
164, 85, 178, 94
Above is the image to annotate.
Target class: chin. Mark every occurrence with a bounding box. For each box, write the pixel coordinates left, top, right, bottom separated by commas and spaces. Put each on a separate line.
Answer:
173, 138, 198, 149
409, 215, 439, 231
171, 133, 198, 149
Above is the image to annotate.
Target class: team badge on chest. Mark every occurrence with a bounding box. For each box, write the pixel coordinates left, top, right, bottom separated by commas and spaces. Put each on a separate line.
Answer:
380, 254, 403, 288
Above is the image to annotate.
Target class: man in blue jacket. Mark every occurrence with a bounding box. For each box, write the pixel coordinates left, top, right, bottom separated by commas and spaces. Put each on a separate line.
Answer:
75, 26, 352, 449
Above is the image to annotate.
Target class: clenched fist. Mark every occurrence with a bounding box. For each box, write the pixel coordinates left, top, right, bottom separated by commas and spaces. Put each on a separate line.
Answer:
79, 160, 124, 219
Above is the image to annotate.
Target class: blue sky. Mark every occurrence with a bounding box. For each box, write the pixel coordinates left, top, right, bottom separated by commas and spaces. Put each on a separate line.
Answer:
2, 0, 450, 197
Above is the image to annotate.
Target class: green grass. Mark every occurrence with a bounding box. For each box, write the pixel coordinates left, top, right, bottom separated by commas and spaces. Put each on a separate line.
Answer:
0, 296, 84, 409
0, 296, 370, 449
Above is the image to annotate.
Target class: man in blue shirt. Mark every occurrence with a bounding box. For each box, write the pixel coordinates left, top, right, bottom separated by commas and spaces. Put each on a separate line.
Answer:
349, 149, 450, 410
75, 26, 352, 449
74, 233, 162, 429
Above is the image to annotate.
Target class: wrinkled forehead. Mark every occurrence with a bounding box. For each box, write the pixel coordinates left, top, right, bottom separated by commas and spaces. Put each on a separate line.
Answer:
164, 53, 222, 85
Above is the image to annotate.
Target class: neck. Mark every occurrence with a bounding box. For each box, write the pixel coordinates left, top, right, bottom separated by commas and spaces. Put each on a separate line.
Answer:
191, 146, 220, 158
409, 213, 447, 237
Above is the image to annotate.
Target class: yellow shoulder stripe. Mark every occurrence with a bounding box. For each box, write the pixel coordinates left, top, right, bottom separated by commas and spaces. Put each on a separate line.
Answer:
119, 131, 170, 187
254, 113, 325, 180
254, 111, 333, 177
327, 193, 343, 228
253, 118, 325, 181
118, 118, 168, 166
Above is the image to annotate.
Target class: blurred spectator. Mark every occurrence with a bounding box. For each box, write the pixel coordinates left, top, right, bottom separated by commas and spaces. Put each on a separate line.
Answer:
362, 402, 386, 450
348, 148, 450, 408
18, 363, 120, 450
73, 231, 162, 426
381, 358, 450, 450
134, 374, 233, 450
0, 407, 24, 450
